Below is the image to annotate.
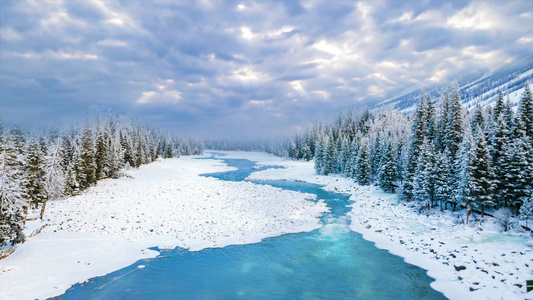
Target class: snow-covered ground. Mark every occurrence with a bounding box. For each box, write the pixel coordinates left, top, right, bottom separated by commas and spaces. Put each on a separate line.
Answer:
0, 154, 327, 300
238, 151, 533, 300
1, 150, 532, 299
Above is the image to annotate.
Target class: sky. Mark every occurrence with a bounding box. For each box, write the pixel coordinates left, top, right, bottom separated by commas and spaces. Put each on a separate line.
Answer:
0, 0, 532, 139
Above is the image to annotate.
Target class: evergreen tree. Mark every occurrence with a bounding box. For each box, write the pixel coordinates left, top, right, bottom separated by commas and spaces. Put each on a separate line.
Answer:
78, 126, 96, 189
23, 138, 49, 209
425, 95, 436, 143
356, 138, 372, 185
506, 131, 533, 215
339, 137, 350, 174
520, 195, 533, 227
314, 134, 325, 174
446, 83, 464, 160
518, 83, 533, 140
347, 137, 359, 178
403, 96, 427, 200
471, 105, 485, 137
95, 130, 106, 179
491, 115, 511, 208
43, 135, 66, 213
493, 91, 505, 119
0, 125, 25, 246
378, 141, 398, 193
464, 126, 496, 217
434, 148, 454, 211
434, 93, 450, 152
413, 139, 436, 210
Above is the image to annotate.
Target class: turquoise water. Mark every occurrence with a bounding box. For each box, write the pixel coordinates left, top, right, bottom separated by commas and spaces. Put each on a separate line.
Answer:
57, 157, 445, 299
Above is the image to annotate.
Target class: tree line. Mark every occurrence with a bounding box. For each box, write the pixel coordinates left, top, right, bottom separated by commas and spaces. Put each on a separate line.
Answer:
285, 83, 533, 224
0, 112, 203, 246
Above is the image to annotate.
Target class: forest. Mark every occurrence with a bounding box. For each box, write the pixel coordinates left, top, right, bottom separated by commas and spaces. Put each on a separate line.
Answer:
0, 112, 203, 246
2, 83, 532, 248
285, 83, 533, 223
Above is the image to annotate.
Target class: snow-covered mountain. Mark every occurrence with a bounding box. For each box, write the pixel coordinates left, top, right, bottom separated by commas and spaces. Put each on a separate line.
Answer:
374, 57, 533, 112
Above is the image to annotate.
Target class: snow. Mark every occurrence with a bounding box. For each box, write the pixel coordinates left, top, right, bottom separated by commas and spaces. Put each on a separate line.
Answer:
242, 151, 533, 300
0, 154, 327, 300
1, 150, 531, 300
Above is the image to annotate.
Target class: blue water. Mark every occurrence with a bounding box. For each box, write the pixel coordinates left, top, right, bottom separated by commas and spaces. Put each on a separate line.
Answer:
57, 156, 446, 300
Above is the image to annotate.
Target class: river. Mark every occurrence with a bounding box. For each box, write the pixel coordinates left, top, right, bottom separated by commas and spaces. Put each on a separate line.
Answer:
56, 155, 445, 299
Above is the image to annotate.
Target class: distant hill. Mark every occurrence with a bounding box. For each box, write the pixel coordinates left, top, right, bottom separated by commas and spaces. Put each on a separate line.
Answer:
373, 57, 533, 112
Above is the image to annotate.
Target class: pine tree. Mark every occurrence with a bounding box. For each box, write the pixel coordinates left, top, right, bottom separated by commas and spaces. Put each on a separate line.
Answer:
314, 134, 325, 174
446, 83, 464, 160
95, 130, 107, 179
493, 91, 505, 119
434, 93, 450, 152
413, 139, 436, 210
518, 83, 533, 140
23, 138, 49, 209
471, 105, 485, 137
520, 195, 533, 227
356, 138, 371, 185
403, 96, 427, 200
78, 126, 96, 189
425, 95, 436, 143
434, 148, 454, 211
464, 126, 496, 217
378, 141, 398, 193
347, 137, 359, 178
491, 115, 511, 208
506, 128, 533, 215
0, 124, 25, 246
339, 136, 350, 174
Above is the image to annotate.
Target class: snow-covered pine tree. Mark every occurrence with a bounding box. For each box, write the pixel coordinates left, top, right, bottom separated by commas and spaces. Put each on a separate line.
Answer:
356, 138, 372, 185
314, 133, 325, 174
323, 131, 335, 175
493, 91, 505, 120
491, 115, 512, 208
95, 128, 107, 180
403, 95, 427, 200
446, 83, 464, 160
434, 93, 450, 152
41, 135, 66, 219
520, 194, 533, 227
425, 95, 436, 143
471, 105, 485, 137
455, 125, 474, 211
464, 126, 496, 217
371, 132, 383, 181
518, 83, 533, 140
413, 139, 436, 210
347, 136, 359, 178
378, 141, 398, 193
434, 148, 454, 211
23, 137, 49, 209
339, 136, 350, 174
78, 125, 96, 189
0, 123, 25, 246
506, 119, 533, 215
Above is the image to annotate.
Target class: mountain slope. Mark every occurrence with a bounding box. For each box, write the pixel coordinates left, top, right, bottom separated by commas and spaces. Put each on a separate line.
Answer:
374, 58, 533, 112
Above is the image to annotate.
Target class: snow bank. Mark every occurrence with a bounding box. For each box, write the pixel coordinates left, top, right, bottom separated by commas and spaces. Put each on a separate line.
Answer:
241, 151, 533, 300
0, 154, 327, 300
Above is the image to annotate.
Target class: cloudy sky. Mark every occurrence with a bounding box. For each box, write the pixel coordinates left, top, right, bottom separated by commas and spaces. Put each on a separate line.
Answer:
1, 0, 532, 139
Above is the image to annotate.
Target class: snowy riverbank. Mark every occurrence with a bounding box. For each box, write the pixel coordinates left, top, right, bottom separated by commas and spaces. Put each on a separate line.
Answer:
0, 154, 327, 300
237, 151, 533, 300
